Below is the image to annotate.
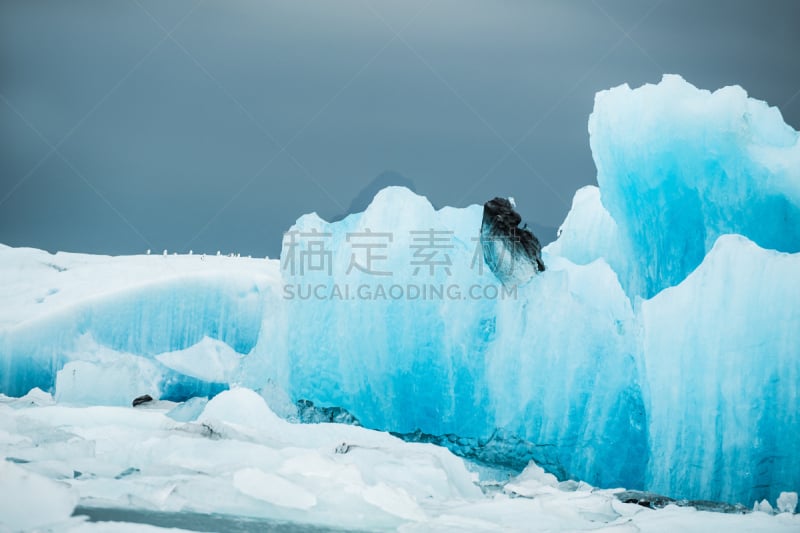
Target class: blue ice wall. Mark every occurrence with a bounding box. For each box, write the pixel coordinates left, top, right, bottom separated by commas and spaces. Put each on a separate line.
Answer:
276, 187, 648, 490
0, 276, 263, 397
485, 257, 646, 489
279, 189, 498, 436
641, 235, 800, 504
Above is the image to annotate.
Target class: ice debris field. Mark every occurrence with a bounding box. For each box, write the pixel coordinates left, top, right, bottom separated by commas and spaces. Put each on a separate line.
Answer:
1, 75, 799, 531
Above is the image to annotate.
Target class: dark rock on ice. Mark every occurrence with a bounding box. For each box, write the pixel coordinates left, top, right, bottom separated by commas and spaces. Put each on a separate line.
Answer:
335, 442, 352, 454
200, 422, 223, 440
296, 399, 361, 426
684, 499, 749, 514
391, 428, 564, 477
132, 394, 154, 407
481, 197, 545, 285
616, 490, 675, 509
114, 467, 141, 479
615, 490, 749, 514
42, 262, 68, 272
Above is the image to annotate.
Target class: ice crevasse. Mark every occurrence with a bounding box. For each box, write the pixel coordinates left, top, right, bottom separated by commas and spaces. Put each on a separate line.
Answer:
0, 75, 798, 505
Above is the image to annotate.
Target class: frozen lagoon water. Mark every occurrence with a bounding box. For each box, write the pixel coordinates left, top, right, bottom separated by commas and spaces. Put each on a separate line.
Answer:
73, 506, 358, 532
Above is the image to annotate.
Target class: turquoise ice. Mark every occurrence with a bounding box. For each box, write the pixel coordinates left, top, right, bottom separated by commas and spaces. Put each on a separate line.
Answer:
0, 75, 797, 505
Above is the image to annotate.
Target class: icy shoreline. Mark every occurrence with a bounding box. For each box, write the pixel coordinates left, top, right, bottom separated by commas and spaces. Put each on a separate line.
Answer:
2, 388, 797, 532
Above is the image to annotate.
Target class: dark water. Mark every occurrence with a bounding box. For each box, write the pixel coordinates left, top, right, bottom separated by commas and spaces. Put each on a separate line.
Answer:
73, 506, 366, 532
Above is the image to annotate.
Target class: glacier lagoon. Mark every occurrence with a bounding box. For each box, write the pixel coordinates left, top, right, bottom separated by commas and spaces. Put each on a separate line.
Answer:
1, 75, 798, 529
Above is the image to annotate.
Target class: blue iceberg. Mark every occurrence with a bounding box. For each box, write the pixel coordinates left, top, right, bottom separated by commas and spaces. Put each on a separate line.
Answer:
0, 75, 797, 506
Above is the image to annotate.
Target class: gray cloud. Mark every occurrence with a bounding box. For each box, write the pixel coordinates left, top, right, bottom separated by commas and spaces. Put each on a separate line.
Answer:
1, 0, 798, 256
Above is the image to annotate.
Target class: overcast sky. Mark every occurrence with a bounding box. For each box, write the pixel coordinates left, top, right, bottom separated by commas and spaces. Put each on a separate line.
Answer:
1, 0, 799, 256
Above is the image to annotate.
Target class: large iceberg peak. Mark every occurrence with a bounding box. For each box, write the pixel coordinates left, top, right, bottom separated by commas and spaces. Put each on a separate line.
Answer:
588, 74, 800, 298
291, 186, 437, 232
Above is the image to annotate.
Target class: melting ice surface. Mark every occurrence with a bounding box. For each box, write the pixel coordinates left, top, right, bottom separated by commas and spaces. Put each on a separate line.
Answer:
1, 75, 799, 526
2, 388, 797, 532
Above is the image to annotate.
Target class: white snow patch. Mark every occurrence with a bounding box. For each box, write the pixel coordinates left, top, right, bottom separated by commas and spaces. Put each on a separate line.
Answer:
156, 336, 243, 383
0, 461, 77, 530
777, 492, 798, 514
233, 467, 317, 510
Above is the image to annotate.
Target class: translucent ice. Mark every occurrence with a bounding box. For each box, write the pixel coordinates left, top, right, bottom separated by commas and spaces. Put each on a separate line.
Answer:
641, 235, 800, 503
588, 74, 800, 298
0, 248, 269, 397
1, 75, 798, 508
56, 354, 162, 406
165, 396, 208, 422
155, 336, 243, 384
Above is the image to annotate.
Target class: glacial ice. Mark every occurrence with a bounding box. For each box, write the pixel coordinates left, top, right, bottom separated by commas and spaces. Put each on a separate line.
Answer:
0, 460, 78, 530
55, 356, 162, 407
155, 336, 243, 384
0, 75, 799, 514
641, 235, 800, 502
5, 389, 796, 532
588, 74, 800, 298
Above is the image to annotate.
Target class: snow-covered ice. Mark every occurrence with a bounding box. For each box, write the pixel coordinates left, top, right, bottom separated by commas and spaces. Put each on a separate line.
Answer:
777, 492, 798, 515
1, 388, 798, 532
155, 336, 243, 384
0, 460, 78, 530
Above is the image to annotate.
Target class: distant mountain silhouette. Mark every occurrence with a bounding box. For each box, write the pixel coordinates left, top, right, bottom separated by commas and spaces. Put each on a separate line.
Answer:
331, 171, 418, 222
524, 221, 558, 246
333, 170, 557, 244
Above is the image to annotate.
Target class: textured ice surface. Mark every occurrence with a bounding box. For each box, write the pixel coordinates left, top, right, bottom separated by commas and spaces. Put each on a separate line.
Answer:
277, 186, 495, 438
1, 76, 798, 508
2, 390, 798, 532
0, 247, 270, 398
641, 235, 800, 503
276, 186, 645, 490
777, 492, 798, 514
0, 460, 78, 530
165, 396, 208, 422
155, 336, 243, 384
588, 74, 800, 298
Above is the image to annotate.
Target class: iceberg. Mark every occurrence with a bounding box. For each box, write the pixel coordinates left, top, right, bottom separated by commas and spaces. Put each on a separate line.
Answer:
0, 75, 798, 512
587, 74, 800, 299
155, 336, 243, 384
